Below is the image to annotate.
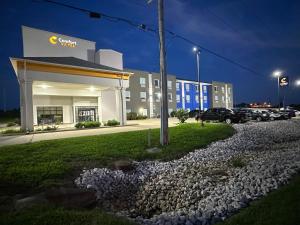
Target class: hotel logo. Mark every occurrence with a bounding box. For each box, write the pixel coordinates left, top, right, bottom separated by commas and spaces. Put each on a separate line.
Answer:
49, 35, 77, 48
279, 76, 289, 87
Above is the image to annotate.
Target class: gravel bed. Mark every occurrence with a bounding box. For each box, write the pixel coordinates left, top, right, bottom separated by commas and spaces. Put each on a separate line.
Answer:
75, 120, 300, 225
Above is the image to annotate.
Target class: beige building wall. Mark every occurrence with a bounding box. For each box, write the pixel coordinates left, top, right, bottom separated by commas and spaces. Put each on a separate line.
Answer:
125, 69, 177, 118
211, 81, 233, 108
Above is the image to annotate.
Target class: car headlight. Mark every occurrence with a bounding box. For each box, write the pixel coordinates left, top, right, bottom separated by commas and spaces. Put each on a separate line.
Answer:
262, 113, 267, 116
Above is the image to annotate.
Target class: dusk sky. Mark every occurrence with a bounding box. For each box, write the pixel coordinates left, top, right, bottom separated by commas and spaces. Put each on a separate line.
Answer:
1, 0, 300, 109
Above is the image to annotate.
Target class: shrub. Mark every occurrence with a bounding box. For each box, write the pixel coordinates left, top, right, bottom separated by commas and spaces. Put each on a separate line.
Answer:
14, 118, 21, 125
136, 115, 147, 120
6, 122, 16, 127
75, 122, 83, 129
127, 112, 137, 120
75, 121, 101, 129
1, 129, 23, 134
106, 119, 120, 126
170, 110, 177, 117
176, 109, 189, 123
44, 126, 58, 131
84, 121, 101, 128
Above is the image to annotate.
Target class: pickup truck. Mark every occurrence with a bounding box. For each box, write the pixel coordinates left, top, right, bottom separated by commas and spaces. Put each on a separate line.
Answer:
199, 108, 249, 124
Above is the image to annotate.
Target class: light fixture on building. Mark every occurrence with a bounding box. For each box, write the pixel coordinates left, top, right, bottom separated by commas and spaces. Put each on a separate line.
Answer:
87, 86, 96, 92
37, 84, 52, 89
296, 80, 300, 86
139, 107, 144, 114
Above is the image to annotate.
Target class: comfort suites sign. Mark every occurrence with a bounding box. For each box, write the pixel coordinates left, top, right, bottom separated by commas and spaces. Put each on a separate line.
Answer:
49, 35, 77, 48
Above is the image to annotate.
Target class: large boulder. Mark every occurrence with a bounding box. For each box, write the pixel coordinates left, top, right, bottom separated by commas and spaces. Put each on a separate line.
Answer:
113, 160, 135, 172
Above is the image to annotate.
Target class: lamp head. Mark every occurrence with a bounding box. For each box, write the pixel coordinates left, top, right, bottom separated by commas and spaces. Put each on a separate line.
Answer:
273, 70, 282, 77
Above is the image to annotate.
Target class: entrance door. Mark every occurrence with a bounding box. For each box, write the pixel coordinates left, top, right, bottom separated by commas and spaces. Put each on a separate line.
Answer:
75, 107, 98, 122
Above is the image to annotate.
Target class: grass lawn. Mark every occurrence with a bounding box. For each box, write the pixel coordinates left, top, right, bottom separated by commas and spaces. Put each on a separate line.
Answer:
0, 123, 233, 225
217, 175, 300, 225
0, 206, 137, 225
0, 123, 234, 195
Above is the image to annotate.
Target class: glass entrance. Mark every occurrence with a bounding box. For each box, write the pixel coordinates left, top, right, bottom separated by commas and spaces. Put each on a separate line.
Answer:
37, 106, 63, 125
75, 107, 98, 122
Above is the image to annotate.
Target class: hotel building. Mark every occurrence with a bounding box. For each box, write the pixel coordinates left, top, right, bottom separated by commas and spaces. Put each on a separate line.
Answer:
10, 26, 233, 131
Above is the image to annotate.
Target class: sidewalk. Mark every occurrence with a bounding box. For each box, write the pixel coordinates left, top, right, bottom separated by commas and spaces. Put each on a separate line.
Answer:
0, 118, 193, 147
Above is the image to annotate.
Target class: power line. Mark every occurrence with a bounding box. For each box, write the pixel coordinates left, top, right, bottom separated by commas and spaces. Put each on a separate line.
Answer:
37, 0, 265, 78
165, 30, 264, 77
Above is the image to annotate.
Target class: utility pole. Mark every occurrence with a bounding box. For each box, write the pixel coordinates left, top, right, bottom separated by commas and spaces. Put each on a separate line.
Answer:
158, 0, 169, 145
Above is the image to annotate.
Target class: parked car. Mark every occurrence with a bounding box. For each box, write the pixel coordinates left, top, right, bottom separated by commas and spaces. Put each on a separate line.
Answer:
232, 108, 254, 121
268, 109, 289, 120
250, 110, 270, 122
189, 109, 201, 118
280, 109, 296, 118
199, 108, 249, 124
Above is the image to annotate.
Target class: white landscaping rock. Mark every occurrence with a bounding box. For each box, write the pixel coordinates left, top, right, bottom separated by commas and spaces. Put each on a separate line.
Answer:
75, 120, 300, 225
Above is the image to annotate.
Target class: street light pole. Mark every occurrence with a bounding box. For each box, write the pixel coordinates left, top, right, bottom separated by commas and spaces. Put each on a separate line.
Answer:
158, 0, 168, 145
193, 47, 203, 126
277, 76, 280, 110
273, 70, 282, 110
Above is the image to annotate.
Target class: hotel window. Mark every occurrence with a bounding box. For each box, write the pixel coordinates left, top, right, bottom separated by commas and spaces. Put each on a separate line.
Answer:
176, 82, 180, 90
176, 94, 180, 103
214, 86, 218, 92
195, 85, 199, 92
125, 91, 131, 101
168, 93, 173, 102
195, 95, 199, 103
228, 87, 231, 94
155, 92, 161, 102
37, 106, 63, 125
185, 83, 190, 91
140, 77, 146, 87
140, 92, 146, 102
203, 85, 207, 93
222, 96, 225, 102
167, 80, 172, 89
186, 95, 191, 103
154, 79, 160, 88
215, 95, 219, 102
204, 95, 208, 103
221, 87, 225, 93
228, 98, 231, 103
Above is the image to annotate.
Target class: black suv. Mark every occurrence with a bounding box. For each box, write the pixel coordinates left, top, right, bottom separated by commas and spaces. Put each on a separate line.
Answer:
251, 110, 270, 121
199, 108, 249, 124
